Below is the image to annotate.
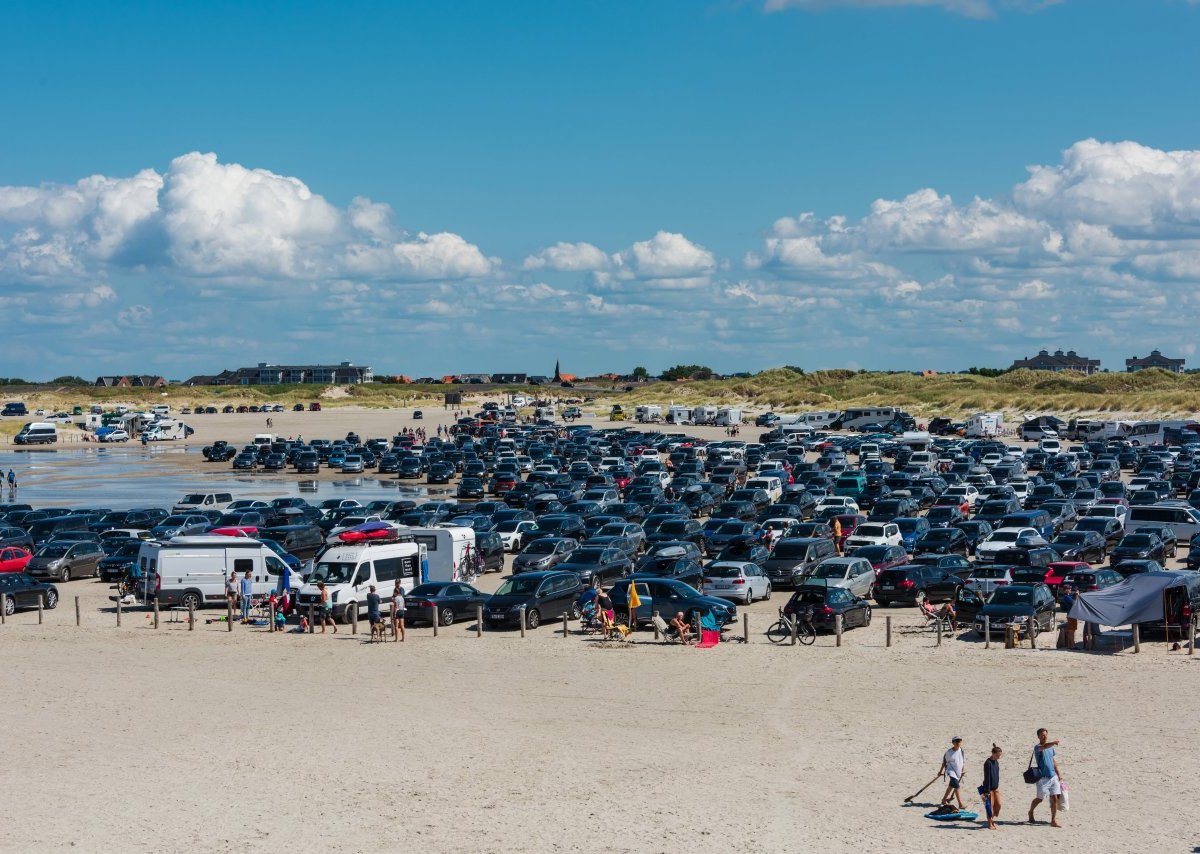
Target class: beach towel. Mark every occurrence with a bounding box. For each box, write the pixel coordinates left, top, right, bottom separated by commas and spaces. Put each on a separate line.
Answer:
696, 629, 721, 648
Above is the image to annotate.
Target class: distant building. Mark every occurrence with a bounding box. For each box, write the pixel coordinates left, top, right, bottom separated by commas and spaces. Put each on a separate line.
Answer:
95, 375, 167, 388
183, 361, 372, 386
1125, 350, 1185, 373
1009, 349, 1101, 375
491, 373, 528, 384
455, 373, 493, 384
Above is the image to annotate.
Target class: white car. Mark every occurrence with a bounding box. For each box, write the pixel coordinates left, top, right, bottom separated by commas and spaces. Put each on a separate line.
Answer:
1039, 438, 1062, 455
815, 496, 860, 515
944, 484, 980, 508
45, 412, 73, 424
701, 561, 771, 603
808, 557, 875, 599
974, 527, 1044, 562
1083, 504, 1128, 525
843, 522, 902, 550
100, 429, 130, 443
965, 565, 1015, 597
1008, 480, 1031, 503
496, 520, 539, 552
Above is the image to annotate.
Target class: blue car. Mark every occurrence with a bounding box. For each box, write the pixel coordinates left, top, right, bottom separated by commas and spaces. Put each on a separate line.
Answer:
607, 577, 735, 627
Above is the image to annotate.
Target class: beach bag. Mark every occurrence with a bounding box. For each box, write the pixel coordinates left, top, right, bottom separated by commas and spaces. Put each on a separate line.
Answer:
1059, 782, 1070, 811
1022, 750, 1040, 785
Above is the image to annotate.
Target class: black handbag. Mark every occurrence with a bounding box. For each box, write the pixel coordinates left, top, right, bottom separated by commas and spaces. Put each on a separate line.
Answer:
1023, 750, 1040, 785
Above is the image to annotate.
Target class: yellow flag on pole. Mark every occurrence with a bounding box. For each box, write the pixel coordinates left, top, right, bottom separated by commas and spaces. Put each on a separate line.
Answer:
628, 582, 642, 609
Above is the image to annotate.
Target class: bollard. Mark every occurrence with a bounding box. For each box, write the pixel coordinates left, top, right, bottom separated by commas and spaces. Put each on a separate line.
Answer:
653, 609, 661, 640
1, 594, 6, 624
985, 619, 991, 650
75, 596, 81, 627
269, 603, 275, 633
38, 597, 44, 625
188, 603, 195, 631
351, 610, 357, 635
519, 606, 526, 638
153, 599, 159, 629
743, 612, 750, 644
1005, 625, 1015, 649
835, 614, 843, 647
1191, 616, 1197, 657
476, 604, 483, 637
1133, 623, 1140, 654
116, 597, 121, 627
936, 619, 942, 647
562, 613, 569, 638
790, 615, 797, 646
431, 605, 438, 637
886, 615, 892, 648
308, 604, 315, 634
227, 599, 233, 632
1029, 620, 1037, 649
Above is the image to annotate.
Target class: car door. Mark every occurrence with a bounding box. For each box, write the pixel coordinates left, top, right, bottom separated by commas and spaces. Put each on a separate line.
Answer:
10, 575, 38, 608
852, 561, 874, 598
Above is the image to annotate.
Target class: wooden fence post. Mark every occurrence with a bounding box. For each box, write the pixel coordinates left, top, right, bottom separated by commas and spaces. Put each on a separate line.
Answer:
153, 599, 159, 629
269, 602, 275, 633
653, 609, 661, 640
936, 619, 942, 647
476, 605, 483, 637
1029, 620, 1037, 649
519, 606, 526, 638
188, 603, 195, 631
743, 612, 750, 643
790, 616, 797, 646
886, 615, 892, 648
1190, 616, 1196, 657
1133, 623, 1140, 654
38, 597, 44, 625
75, 596, 81, 627
116, 597, 121, 627
431, 605, 438, 637
227, 598, 233, 632
562, 613, 569, 638
835, 614, 843, 647
351, 609, 358, 635
985, 619, 991, 650
308, 603, 315, 633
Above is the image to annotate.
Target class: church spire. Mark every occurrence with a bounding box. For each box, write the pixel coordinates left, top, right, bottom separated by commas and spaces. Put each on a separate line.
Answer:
553, 359, 562, 382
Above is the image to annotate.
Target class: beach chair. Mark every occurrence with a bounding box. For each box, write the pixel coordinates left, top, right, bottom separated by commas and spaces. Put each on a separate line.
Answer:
920, 600, 957, 633
600, 611, 632, 641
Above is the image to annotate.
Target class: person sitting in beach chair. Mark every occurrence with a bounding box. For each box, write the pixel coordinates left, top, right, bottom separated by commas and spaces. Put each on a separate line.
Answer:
667, 611, 694, 645
920, 598, 957, 631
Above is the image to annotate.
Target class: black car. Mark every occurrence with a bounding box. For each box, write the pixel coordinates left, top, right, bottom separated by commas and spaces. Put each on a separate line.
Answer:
782, 584, 871, 631
484, 571, 584, 629
1108, 530, 1166, 563
1132, 525, 1178, 559
630, 554, 704, 587
908, 553, 974, 580
397, 458, 423, 479
427, 463, 455, 484
97, 540, 143, 582
0, 573, 59, 614
954, 520, 993, 555
556, 546, 632, 587
406, 582, 490, 627
874, 564, 963, 606
1112, 559, 1164, 578
1049, 529, 1107, 563
295, 452, 321, 473
526, 513, 587, 542
913, 527, 969, 556
474, 530, 506, 573
1072, 516, 1125, 547
973, 584, 1056, 638
713, 536, 770, 568
457, 477, 486, 500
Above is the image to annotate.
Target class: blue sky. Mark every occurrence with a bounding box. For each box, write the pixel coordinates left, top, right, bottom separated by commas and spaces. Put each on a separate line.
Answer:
2, 0, 1199, 379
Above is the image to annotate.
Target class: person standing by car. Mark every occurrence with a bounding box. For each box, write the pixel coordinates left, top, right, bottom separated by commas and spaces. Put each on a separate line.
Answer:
833, 518, 843, 555
225, 570, 238, 614
939, 736, 965, 810
366, 584, 382, 634
1058, 586, 1078, 649
1028, 728, 1064, 827
239, 569, 253, 623
391, 584, 405, 642
980, 744, 1002, 830
318, 581, 337, 634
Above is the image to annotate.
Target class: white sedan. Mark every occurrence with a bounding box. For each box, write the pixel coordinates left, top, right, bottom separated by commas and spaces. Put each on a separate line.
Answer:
701, 561, 771, 604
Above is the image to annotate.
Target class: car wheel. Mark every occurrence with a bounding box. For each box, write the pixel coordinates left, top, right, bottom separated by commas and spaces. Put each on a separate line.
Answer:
763, 583, 772, 602
439, 607, 455, 627
60, 567, 71, 583
569, 601, 582, 620
525, 608, 541, 630
45, 590, 58, 609
92, 563, 100, 578
181, 591, 201, 611
863, 606, 872, 627
2, 595, 13, 616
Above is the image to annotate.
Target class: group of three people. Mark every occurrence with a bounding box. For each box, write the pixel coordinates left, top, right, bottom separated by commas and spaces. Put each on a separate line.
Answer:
939, 728, 1065, 830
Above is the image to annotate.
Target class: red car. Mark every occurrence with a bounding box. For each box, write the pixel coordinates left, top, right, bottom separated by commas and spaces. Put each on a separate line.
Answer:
490, 473, 518, 495
0, 546, 32, 573
309, 402, 322, 411
1046, 561, 1087, 595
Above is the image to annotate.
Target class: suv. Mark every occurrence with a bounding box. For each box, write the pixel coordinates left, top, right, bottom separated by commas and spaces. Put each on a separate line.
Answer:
483, 571, 584, 629
762, 537, 837, 589
874, 565, 963, 606
973, 583, 1056, 638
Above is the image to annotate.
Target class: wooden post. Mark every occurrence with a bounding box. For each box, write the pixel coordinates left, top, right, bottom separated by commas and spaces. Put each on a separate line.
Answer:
153, 599, 159, 629
1191, 616, 1197, 657
653, 609, 661, 640
308, 603, 315, 634
476, 604, 483, 637
188, 603, 195, 631
743, 612, 750, 643
936, 619, 942, 647
431, 605, 438, 637
1029, 620, 1037, 649
75, 596, 80, 627
1133, 623, 1141, 654
38, 597, 44, 624
562, 613, 569, 638
351, 609, 358, 635
519, 606, 526, 638
269, 602, 275, 633
116, 597, 121, 627
985, 619, 991, 650
886, 615, 892, 648
1, 595, 6, 624
790, 615, 797, 646
227, 598, 233, 632
835, 614, 843, 647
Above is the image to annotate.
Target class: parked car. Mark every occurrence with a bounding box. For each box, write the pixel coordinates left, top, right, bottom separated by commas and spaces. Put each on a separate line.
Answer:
700, 561, 771, 604
512, 537, 580, 573
913, 527, 970, 557
806, 556, 875, 598
1048, 529, 1107, 563
405, 582, 490, 627
0, 573, 59, 615
849, 543, 909, 574
781, 584, 872, 631
608, 577, 735, 626
763, 537, 838, 588
1061, 567, 1124, 593
972, 584, 1056, 638
0, 546, 32, 574
874, 565, 963, 606
483, 571, 584, 629
1109, 532, 1167, 564
555, 546, 632, 587
26, 540, 104, 582
965, 564, 1016, 597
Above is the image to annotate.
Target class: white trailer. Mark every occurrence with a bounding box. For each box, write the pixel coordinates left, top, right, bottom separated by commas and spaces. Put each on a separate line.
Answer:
899, 431, 933, 451
407, 526, 477, 582
691, 406, 717, 426
636, 405, 662, 423
964, 412, 1004, 439
667, 405, 692, 425
715, 408, 743, 426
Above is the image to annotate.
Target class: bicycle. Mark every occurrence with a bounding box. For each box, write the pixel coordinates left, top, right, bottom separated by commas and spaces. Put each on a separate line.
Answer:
766, 605, 817, 645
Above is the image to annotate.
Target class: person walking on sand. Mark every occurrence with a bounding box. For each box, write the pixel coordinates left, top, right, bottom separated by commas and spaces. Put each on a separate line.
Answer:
939, 736, 965, 809
7, 468, 16, 491
980, 744, 1002, 830
318, 581, 337, 633
1028, 728, 1064, 827
391, 583, 406, 642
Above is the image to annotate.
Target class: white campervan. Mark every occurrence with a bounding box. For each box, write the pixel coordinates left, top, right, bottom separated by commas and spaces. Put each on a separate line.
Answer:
143, 536, 304, 610
297, 539, 422, 624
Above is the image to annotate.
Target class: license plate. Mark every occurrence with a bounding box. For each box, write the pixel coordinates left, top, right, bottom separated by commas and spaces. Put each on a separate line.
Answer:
880, 585, 893, 591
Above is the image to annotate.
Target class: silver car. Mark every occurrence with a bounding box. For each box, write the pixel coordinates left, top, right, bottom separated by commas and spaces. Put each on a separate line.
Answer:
807, 557, 875, 599
701, 561, 771, 604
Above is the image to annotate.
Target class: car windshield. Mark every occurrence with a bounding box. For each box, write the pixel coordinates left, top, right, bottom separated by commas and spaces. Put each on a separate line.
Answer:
853, 546, 888, 560
856, 525, 886, 537
1119, 535, 1154, 547
989, 531, 1021, 542
706, 565, 745, 578
408, 584, 446, 597
308, 561, 357, 584
896, 520, 922, 533
495, 521, 526, 533
159, 516, 189, 526
972, 567, 1010, 579
38, 544, 70, 557
495, 577, 541, 596
524, 541, 557, 555
570, 548, 606, 563
921, 529, 955, 541
1056, 532, 1086, 543
718, 523, 747, 534
180, 494, 205, 505
989, 588, 1033, 605
1063, 574, 1096, 586
116, 543, 142, 556
1075, 519, 1108, 532
812, 563, 849, 579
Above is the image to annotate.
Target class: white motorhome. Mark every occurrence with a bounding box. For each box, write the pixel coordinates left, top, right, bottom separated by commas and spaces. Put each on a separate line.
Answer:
834, 407, 899, 431
635, 405, 662, 423
964, 412, 1004, 439
143, 536, 304, 610
800, 411, 840, 428
691, 406, 717, 426
298, 538, 423, 624
666, 405, 692, 425
143, 419, 192, 441
407, 526, 477, 582
715, 408, 743, 426
899, 431, 933, 452
151, 404, 171, 416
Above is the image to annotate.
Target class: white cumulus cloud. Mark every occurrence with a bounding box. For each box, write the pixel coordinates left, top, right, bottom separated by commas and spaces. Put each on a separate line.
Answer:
522, 241, 611, 272
616, 231, 716, 279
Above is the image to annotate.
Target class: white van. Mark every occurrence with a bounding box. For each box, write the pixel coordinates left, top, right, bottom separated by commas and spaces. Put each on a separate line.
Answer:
13, 422, 58, 445
1127, 505, 1200, 542
297, 539, 422, 624
172, 492, 234, 513
151, 404, 171, 416
143, 536, 304, 610
745, 476, 783, 504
